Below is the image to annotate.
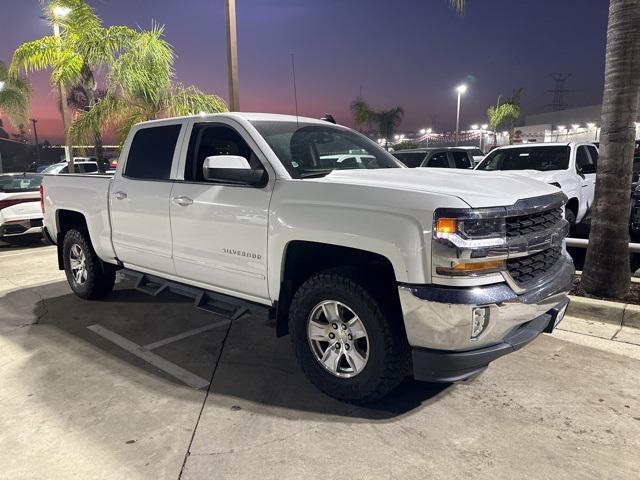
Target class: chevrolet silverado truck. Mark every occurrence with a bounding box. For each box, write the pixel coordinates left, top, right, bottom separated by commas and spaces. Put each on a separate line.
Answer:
41, 113, 574, 402
475, 142, 598, 227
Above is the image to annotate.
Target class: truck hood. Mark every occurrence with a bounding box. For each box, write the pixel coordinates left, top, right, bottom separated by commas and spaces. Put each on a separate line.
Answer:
490, 169, 564, 184
316, 168, 559, 208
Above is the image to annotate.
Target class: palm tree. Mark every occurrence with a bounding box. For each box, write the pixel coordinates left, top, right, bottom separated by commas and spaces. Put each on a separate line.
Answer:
10, 0, 137, 170
350, 96, 373, 131
582, 0, 640, 298
376, 107, 405, 140
350, 97, 404, 142
486, 88, 522, 145
0, 61, 30, 128
68, 25, 227, 146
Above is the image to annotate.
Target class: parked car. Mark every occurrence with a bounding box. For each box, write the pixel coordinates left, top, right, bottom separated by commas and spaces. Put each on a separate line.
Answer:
475, 142, 598, 226
42, 113, 573, 402
392, 147, 474, 169
457, 146, 485, 165
0, 173, 44, 237
41, 160, 100, 175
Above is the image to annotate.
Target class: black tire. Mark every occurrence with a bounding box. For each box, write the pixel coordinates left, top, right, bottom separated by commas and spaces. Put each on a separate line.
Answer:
288, 267, 410, 403
62, 228, 115, 300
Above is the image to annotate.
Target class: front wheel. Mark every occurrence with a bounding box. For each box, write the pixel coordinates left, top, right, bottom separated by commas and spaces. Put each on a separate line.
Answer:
62, 228, 115, 300
288, 267, 410, 403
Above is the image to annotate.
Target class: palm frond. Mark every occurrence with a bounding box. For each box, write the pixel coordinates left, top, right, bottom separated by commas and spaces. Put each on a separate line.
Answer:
9, 36, 61, 77
162, 85, 228, 117
350, 96, 374, 127
449, 0, 466, 13
108, 24, 174, 105
46, 0, 101, 36
75, 25, 139, 67
0, 60, 31, 127
68, 92, 123, 145
51, 50, 84, 88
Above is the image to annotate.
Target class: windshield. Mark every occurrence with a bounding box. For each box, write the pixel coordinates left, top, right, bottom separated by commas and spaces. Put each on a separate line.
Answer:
0, 174, 44, 193
476, 146, 570, 171
250, 121, 402, 178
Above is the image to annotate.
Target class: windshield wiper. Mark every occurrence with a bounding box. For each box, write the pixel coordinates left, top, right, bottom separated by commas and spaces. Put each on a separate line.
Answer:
298, 170, 333, 179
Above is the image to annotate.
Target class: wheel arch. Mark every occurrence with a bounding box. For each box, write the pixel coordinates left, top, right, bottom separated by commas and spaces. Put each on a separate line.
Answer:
274, 240, 399, 337
55, 209, 89, 269
566, 197, 579, 218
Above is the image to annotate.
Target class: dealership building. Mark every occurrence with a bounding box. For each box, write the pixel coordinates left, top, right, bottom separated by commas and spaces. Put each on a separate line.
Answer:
517, 104, 640, 143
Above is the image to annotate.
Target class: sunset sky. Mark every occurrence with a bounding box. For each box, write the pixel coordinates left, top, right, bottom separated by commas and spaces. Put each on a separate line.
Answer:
0, 0, 609, 143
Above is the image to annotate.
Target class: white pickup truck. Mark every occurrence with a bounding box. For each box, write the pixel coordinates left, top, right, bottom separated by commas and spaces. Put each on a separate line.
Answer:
42, 113, 574, 402
476, 142, 599, 226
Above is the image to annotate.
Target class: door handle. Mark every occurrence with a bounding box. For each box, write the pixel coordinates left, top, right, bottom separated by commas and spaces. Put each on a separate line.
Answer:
113, 191, 127, 200
172, 195, 194, 206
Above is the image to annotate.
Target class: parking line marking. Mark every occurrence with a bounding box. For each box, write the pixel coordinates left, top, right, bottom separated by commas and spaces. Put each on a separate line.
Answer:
143, 320, 230, 350
0, 247, 56, 258
87, 324, 210, 389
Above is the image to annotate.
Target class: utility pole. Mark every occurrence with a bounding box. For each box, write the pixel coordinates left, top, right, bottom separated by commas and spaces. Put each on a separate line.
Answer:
546, 73, 572, 111
225, 0, 240, 111
30, 118, 40, 163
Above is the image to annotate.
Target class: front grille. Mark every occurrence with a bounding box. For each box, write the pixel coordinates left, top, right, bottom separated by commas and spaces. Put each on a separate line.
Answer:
506, 207, 563, 238
507, 247, 562, 286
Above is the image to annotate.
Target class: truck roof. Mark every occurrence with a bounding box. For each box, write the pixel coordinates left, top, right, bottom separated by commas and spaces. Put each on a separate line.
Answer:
135, 112, 330, 127
493, 142, 597, 149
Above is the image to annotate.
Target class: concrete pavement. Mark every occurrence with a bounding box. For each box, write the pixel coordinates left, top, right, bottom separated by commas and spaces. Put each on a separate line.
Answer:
1, 236, 639, 479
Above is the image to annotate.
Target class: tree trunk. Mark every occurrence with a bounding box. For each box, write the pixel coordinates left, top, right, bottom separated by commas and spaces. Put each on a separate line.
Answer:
94, 131, 106, 173
582, 0, 640, 298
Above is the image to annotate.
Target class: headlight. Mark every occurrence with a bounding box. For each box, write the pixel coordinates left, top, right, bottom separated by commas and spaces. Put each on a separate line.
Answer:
432, 208, 508, 278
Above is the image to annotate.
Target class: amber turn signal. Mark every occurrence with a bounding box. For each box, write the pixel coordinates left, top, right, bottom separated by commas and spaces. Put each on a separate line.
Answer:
436, 259, 505, 276
435, 218, 457, 236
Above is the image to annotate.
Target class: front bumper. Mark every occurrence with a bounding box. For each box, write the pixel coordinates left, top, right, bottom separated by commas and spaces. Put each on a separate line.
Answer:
398, 252, 574, 382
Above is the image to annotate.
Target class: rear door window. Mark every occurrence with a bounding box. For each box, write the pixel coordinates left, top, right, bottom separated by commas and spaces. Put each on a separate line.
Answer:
393, 152, 425, 168
124, 125, 182, 180
426, 152, 450, 168
452, 151, 472, 168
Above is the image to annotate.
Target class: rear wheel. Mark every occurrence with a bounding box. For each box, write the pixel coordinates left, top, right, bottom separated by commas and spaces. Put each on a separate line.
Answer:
63, 228, 115, 300
289, 267, 410, 403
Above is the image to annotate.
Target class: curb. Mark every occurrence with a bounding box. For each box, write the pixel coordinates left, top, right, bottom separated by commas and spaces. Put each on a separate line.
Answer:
567, 295, 640, 330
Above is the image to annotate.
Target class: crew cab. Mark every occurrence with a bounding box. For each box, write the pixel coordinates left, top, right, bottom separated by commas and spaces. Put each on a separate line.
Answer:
41, 113, 574, 402
475, 142, 598, 226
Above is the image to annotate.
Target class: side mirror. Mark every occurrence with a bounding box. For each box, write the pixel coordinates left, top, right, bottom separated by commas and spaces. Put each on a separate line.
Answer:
202, 156, 267, 187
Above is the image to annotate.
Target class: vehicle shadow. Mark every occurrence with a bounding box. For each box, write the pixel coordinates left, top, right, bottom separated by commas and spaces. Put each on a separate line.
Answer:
2, 281, 452, 422
0, 232, 49, 251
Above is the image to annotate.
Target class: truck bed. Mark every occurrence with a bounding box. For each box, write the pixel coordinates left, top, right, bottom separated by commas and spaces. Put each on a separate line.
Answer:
42, 174, 117, 264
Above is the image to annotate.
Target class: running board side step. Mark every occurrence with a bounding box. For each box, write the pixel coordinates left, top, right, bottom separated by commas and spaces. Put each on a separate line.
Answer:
122, 269, 269, 321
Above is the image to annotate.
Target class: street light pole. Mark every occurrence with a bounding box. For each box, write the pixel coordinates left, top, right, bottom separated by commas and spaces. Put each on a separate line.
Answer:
225, 0, 240, 111
30, 118, 40, 163
455, 84, 467, 146
51, 6, 73, 171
